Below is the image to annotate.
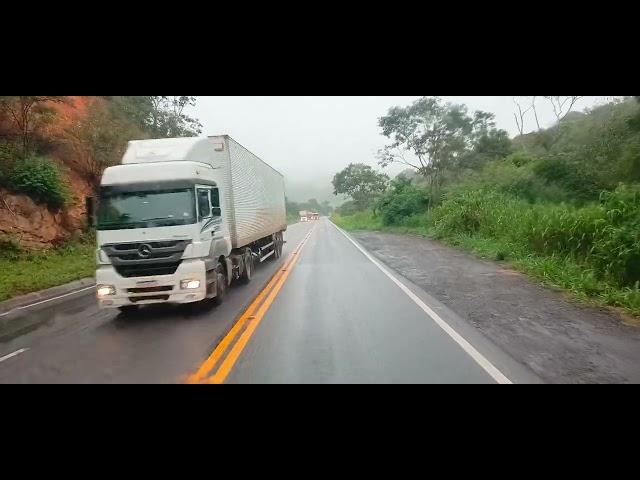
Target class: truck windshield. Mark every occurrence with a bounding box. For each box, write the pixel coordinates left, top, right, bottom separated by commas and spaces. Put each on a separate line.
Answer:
97, 188, 196, 230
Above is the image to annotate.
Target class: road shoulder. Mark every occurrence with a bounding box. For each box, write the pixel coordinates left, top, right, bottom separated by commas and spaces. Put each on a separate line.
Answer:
0, 277, 95, 340
352, 230, 640, 384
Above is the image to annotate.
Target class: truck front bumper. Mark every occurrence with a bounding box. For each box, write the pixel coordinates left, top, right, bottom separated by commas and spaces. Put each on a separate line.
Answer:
96, 259, 208, 309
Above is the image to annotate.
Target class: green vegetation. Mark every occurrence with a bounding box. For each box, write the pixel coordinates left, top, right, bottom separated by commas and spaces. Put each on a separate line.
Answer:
2, 155, 69, 208
0, 95, 204, 198
332, 163, 389, 210
333, 97, 640, 316
0, 234, 95, 302
0, 96, 204, 302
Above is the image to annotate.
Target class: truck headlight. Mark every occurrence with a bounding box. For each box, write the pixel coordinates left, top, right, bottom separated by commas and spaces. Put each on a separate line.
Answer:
97, 284, 116, 297
180, 279, 201, 290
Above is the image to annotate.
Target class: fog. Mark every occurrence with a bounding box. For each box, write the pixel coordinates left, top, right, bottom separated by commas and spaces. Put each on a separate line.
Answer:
190, 96, 611, 203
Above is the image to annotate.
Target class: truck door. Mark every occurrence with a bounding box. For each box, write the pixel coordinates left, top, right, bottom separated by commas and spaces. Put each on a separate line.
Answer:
196, 186, 222, 240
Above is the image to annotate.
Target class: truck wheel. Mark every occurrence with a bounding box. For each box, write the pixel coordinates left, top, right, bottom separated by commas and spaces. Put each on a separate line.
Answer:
273, 232, 283, 260
274, 232, 283, 258
239, 249, 253, 284
213, 262, 227, 306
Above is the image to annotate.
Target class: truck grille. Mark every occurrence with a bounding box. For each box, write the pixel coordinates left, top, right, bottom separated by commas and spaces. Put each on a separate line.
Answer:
127, 286, 174, 294
113, 241, 184, 251
128, 295, 171, 303
115, 262, 182, 278
101, 240, 191, 278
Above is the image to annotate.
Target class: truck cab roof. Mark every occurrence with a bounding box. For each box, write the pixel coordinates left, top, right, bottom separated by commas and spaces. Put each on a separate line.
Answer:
101, 161, 217, 187
122, 137, 223, 166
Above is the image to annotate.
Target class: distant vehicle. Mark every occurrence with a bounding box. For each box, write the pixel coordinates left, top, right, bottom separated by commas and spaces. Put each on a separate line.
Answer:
94, 136, 286, 313
299, 210, 319, 222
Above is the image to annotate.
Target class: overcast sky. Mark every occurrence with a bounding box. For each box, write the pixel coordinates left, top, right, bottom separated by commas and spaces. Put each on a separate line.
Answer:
189, 96, 611, 188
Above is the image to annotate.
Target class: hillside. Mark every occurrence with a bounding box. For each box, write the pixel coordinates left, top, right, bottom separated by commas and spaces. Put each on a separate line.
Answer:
0, 96, 201, 249
333, 96, 640, 315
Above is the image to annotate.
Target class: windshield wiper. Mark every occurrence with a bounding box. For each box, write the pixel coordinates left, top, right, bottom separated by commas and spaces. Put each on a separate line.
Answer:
98, 222, 145, 230
146, 217, 190, 227
141, 216, 176, 221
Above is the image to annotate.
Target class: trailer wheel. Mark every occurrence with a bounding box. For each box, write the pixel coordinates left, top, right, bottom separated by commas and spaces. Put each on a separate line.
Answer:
239, 249, 253, 284
213, 262, 227, 306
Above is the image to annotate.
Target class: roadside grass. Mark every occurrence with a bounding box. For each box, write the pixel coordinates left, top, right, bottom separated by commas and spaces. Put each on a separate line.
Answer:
332, 211, 430, 237
0, 235, 95, 302
332, 211, 640, 317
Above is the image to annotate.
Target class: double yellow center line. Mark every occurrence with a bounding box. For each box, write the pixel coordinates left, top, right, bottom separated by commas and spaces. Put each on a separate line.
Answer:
187, 226, 316, 384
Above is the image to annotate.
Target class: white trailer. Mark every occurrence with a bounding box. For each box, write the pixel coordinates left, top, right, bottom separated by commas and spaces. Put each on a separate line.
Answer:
94, 136, 286, 313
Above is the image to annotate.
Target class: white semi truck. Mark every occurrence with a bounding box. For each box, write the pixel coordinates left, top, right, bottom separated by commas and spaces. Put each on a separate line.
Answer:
94, 135, 286, 312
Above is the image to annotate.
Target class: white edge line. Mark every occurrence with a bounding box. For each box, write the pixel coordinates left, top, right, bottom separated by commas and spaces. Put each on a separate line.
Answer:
330, 221, 512, 385
0, 348, 29, 363
0, 285, 95, 318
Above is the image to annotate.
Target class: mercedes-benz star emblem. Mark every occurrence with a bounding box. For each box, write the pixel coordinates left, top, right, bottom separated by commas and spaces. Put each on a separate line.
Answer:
138, 244, 152, 258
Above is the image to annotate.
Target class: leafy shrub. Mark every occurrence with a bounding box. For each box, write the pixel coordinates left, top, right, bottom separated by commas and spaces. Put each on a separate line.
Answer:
432, 184, 640, 288
533, 157, 606, 202
376, 177, 430, 226
507, 151, 535, 168
453, 158, 574, 204
0, 141, 20, 184
591, 185, 640, 285
336, 200, 364, 216
5, 156, 68, 208
0, 236, 23, 260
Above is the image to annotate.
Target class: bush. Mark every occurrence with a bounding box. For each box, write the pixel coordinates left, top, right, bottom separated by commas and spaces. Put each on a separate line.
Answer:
591, 185, 640, 285
453, 157, 574, 204
0, 236, 23, 260
5, 156, 68, 208
0, 141, 20, 183
376, 177, 430, 226
533, 157, 606, 202
336, 200, 363, 216
432, 184, 640, 288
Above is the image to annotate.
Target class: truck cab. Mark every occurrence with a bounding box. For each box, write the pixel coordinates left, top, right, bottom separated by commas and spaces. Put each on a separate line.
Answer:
96, 161, 232, 310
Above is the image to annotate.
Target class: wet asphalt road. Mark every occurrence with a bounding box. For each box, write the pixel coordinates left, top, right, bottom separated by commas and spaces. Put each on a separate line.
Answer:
0, 223, 313, 383
0, 218, 537, 384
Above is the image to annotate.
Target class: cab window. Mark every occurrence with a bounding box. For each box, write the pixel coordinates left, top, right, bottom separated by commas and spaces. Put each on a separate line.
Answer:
197, 188, 211, 218
211, 188, 221, 217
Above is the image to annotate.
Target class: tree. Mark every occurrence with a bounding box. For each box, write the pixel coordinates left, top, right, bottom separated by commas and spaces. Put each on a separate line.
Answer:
0, 96, 68, 153
378, 97, 509, 190
332, 163, 389, 209
147, 96, 202, 137
63, 98, 144, 189
464, 111, 512, 168
543, 96, 583, 123
104, 96, 202, 138
530, 96, 542, 130
513, 97, 533, 135
378, 98, 470, 189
